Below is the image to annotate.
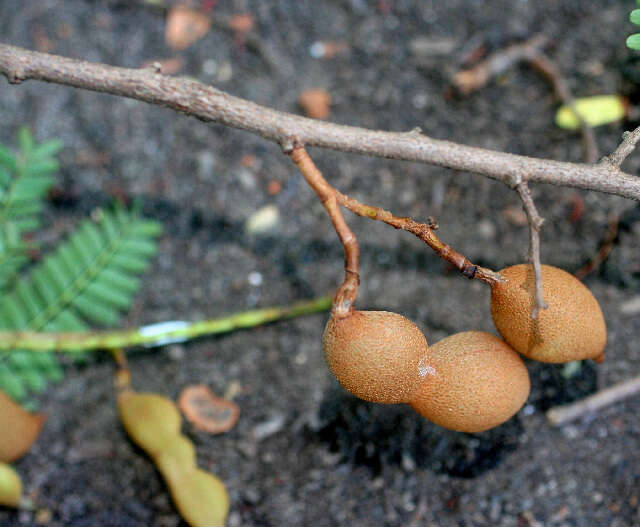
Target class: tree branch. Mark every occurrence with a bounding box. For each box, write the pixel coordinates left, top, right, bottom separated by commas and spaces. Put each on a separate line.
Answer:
1, 44, 639, 200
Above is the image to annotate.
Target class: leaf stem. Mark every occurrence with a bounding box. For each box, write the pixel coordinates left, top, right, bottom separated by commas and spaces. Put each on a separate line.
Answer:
0, 296, 331, 352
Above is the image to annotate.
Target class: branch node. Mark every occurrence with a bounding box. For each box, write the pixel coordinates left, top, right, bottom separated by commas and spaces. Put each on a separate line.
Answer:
505, 174, 523, 190
280, 136, 297, 154
8, 67, 25, 84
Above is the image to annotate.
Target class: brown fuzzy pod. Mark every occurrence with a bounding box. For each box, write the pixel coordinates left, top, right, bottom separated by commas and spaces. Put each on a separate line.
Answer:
410, 331, 530, 433
0, 390, 45, 463
322, 310, 429, 404
491, 264, 606, 363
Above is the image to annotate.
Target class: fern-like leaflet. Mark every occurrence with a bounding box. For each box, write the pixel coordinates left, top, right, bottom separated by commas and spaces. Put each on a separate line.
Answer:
0, 130, 162, 400
0, 127, 60, 289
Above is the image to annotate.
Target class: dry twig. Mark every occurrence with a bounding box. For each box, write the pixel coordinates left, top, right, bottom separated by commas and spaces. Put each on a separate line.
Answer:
547, 375, 640, 425
1, 44, 639, 200
453, 34, 547, 95
601, 126, 640, 168
574, 212, 619, 280
528, 54, 598, 163
516, 181, 547, 317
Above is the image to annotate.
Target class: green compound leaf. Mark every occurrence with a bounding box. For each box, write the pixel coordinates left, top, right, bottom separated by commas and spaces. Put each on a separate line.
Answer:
0, 129, 60, 291
0, 207, 162, 400
632, 9, 640, 26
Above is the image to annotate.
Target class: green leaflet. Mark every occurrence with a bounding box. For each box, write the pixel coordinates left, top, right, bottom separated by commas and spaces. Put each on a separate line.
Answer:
0, 208, 162, 400
628, 6, 640, 50
0, 129, 162, 401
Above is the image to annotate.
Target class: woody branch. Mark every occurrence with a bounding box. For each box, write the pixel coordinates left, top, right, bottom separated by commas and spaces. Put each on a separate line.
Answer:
1, 44, 640, 200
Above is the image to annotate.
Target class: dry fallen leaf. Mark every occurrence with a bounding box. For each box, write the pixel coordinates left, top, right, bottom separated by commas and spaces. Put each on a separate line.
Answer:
298, 89, 331, 120
229, 14, 254, 34
502, 206, 528, 226
165, 6, 211, 51
178, 385, 240, 434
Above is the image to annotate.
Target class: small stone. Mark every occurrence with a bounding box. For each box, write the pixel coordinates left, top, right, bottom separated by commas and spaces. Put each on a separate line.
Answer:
217, 62, 233, 82
245, 205, 280, 234
252, 413, 286, 440
477, 219, 496, 239
620, 296, 640, 315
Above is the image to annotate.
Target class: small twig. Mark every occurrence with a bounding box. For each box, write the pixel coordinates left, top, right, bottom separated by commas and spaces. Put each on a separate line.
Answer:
287, 144, 359, 317
453, 34, 548, 95
546, 374, 640, 425
574, 212, 619, 280
601, 126, 640, 168
0, 296, 331, 352
528, 53, 598, 163
516, 181, 547, 318
334, 191, 502, 285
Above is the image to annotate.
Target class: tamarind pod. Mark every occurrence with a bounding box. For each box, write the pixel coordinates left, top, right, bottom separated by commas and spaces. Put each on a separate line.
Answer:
117, 391, 181, 457
0, 462, 22, 508
154, 436, 197, 479
117, 390, 230, 526
0, 390, 45, 463
164, 467, 229, 527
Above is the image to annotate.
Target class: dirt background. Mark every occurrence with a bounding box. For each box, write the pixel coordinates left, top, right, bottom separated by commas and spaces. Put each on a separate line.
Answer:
1, 0, 640, 525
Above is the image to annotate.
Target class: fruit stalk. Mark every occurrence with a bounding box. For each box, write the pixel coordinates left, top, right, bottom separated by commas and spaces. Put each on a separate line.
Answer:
515, 181, 547, 318
334, 190, 502, 284
288, 143, 360, 316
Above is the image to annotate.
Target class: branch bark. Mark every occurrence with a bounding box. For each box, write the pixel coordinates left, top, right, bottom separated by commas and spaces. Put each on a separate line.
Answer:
1, 44, 640, 200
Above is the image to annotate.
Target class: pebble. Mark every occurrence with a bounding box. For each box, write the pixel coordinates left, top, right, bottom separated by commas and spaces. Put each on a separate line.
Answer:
619, 296, 640, 315
252, 413, 286, 440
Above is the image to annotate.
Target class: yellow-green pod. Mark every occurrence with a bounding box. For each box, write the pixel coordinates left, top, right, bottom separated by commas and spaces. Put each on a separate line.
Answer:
165, 468, 230, 527
154, 435, 197, 479
555, 95, 626, 130
117, 392, 181, 457
0, 463, 22, 508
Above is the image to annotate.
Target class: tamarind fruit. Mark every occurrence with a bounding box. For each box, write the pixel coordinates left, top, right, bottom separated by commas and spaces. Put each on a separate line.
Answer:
322, 310, 429, 403
490, 264, 606, 363
409, 331, 530, 433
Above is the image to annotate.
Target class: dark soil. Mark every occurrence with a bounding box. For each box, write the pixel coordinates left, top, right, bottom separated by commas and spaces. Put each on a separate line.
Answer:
1, 1, 640, 525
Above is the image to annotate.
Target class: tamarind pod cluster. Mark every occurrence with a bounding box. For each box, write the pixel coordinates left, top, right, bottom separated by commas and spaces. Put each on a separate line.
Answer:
491, 264, 607, 363
117, 391, 229, 527
0, 462, 22, 508
0, 390, 45, 463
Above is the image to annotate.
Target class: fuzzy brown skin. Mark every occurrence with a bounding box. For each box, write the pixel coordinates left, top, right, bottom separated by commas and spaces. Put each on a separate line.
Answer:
491, 264, 606, 363
0, 390, 45, 463
409, 332, 530, 433
322, 310, 429, 404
